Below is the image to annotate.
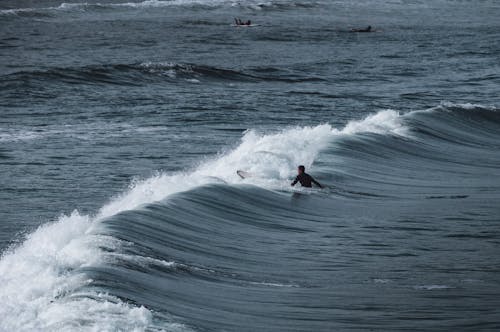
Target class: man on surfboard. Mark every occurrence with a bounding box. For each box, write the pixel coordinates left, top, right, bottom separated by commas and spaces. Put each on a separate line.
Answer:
291, 165, 322, 188
234, 18, 251, 26
351, 25, 372, 32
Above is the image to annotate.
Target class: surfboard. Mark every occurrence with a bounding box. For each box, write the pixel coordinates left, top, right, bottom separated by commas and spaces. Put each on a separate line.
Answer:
231, 24, 260, 27
237, 170, 253, 179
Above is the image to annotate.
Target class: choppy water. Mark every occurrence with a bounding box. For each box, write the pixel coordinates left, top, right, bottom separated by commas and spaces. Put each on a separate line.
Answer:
1, 0, 500, 331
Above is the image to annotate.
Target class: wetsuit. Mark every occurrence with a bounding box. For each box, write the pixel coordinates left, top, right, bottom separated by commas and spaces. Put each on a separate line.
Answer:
291, 173, 322, 188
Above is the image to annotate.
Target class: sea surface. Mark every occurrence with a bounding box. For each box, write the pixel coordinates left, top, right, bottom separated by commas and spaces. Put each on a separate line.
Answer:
1, 0, 500, 331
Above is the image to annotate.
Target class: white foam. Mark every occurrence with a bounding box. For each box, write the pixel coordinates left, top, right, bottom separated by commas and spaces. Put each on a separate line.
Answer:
115, 0, 227, 8
373, 278, 391, 284
0, 0, 293, 15
413, 284, 453, 290
107, 252, 177, 268
25, 293, 154, 331
0, 212, 187, 331
0, 110, 407, 330
0, 2, 89, 15
0, 130, 44, 142
439, 101, 497, 111
249, 281, 298, 287
340, 109, 407, 136
0, 1, 202, 15
0, 122, 161, 143
57, 2, 90, 9
0, 8, 31, 15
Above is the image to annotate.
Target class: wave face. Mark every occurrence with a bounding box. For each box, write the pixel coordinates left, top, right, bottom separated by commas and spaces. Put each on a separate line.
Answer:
1, 104, 500, 331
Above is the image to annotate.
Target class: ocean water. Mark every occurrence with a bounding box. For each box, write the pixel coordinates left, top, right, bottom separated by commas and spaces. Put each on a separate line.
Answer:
1, 0, 500, 330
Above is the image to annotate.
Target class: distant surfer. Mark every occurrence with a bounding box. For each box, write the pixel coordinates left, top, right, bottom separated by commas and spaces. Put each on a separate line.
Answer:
291, 165, 323, 188
351, 25, 372, 32
234, 18, 251, 26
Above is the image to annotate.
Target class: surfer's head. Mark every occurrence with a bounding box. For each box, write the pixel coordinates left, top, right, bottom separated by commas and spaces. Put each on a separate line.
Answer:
298, 165, 305, 174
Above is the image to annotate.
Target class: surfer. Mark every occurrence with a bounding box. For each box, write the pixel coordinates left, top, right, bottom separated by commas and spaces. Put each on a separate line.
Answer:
234, 18, 251, 26
351, 25, 372, 32
291, 165, 323, 188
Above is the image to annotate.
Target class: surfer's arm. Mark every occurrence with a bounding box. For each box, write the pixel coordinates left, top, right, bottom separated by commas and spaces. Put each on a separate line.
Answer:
291, 176, 299, 186
311, 177, 322, 188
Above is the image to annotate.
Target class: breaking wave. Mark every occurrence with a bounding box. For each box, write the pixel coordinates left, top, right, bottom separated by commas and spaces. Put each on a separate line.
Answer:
1, 103, 499, 330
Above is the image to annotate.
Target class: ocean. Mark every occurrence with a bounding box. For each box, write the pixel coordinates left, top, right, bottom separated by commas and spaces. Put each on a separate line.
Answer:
1, 0, 500, 330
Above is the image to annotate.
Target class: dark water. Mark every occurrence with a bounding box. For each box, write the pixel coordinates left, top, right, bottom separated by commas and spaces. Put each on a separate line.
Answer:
1, 0, 500, 331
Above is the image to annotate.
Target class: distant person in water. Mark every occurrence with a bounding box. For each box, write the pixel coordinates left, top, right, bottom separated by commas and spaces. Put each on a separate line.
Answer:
234, 18, 251, 26
351, 25, 372, 32
291, 165, 322, 188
